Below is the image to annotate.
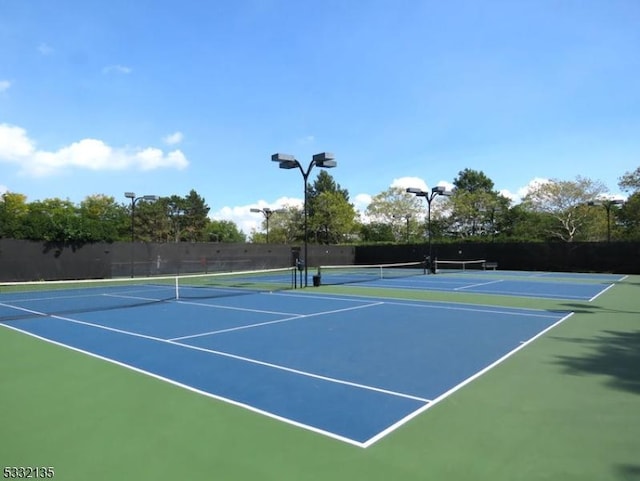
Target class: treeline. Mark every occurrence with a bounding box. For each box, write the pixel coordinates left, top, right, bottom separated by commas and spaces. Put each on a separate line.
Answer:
2, 166, 640, 244
251, 167, 640, 244
0, 189, 245, 243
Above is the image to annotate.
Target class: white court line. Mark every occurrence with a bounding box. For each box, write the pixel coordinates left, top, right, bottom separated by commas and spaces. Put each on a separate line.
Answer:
169, 301, 385, 341
274, 291, 564, 318
104, 292, 301, 317
588, 283, 617, 302
1, 295, 576, 448
0, 321, 366, 447
0, 301, 427, 403
361, 311, 576, 447
454, 279, 504, 291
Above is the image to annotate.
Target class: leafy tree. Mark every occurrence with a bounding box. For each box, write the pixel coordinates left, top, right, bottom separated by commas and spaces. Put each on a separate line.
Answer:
163, 194, 187, 242
258, 205, 304, 244
307, 170, 350, 205
616, 192, 640, 239
617, 166, 640, 240
521, 176, 607, 242
365, 187, 425, 242
181, 189, 211, 241
0, 192, 29, 238
22, 198, 84, 242
500, 204, 557, 241
309, 191, 358, 243
205, 220, 246, 243
619, 166, 640, 193
448, 169, 511, 238
306, 171, 357, 244
359, 221, 395, 243
79, 194, 129, 242
132, 199, 170, 242
453, 168, 495, 193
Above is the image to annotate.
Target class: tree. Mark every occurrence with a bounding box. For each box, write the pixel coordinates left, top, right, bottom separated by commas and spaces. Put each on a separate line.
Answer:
616, 192, 640, 239
132, 199, 170, 242
448, 169, 511, 238
617, 166, 640, 240
306, 171, 357, 244
453, 168, 495, 193
619, 166, 640, 193
181, 190, 210, 242
22, 198, 84, 242
164, 194, 187, 242
309, 191, 358, 244
365, 186, 425, 242
521, 176, 607, 242
256, 204, 304, 244
359, 222, 395, 243
205, 220, 246, 243
0, 192, 29, 239
500, 204, 558, 241
78, 194, 129, 242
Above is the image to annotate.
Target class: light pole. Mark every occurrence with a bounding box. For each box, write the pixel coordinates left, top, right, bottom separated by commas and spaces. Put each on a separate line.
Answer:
250, 207, 281, 243
406, 186, 449, 273
124, 192, 159, 277
588, 199, 624, 242
272, 152, 337, 286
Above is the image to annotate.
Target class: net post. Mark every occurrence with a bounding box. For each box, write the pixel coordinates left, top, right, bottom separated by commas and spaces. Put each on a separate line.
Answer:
175, 276, 179, 300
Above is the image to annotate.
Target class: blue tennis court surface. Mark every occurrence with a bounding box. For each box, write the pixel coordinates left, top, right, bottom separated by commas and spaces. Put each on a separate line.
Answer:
322, 270, 625, 301
0, 283, 573, 447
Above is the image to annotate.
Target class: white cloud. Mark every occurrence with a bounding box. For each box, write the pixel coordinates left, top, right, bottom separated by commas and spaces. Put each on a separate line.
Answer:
354, 193, 372, 211
0, 80, 10, 93
0, 184, 7, 195
102, 64, 132, 75
0, 123, 189, 176
163, 131, 184, 146
211, 196, 302, 234
0, 124, 35, 159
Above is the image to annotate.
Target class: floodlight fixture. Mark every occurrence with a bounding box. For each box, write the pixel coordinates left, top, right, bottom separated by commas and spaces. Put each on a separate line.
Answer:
406, 184, 450, 273
272, 153, 297, 163
273, 151, 338, 286
312, 152, 337, 168
124, 192, 135, 199
279, 160, 299, 169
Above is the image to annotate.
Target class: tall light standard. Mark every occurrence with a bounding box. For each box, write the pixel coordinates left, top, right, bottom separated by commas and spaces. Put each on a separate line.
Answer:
406, 186, 449, 273
272, 152, 337, 286
124, 192, 159, 277
250, 207, 280, 243
588, 199, 624, 242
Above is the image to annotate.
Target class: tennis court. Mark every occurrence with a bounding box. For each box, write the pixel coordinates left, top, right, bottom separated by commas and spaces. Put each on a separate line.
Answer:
0, 270, 570, 446
317, 261, 625, 301
2, 265, 638, 480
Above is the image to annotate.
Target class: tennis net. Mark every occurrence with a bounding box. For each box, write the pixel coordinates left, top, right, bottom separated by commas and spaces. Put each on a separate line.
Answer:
317, 261, 426, 286
434, 259, 487, 273
0, 267, 295, 321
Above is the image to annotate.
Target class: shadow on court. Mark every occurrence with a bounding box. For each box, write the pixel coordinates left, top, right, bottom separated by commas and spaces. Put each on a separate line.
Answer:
554, 329, 640, 395
558, 302, 640, 315
615, 464, 640, 481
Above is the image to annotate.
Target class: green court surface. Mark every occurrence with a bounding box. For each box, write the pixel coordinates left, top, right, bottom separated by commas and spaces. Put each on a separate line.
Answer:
1, 274, 639, 481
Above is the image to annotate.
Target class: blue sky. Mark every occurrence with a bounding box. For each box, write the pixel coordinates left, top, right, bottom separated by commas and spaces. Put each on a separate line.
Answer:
1, 0, 639, 233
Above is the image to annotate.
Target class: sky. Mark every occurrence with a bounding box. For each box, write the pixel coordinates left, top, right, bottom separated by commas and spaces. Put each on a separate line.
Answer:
1, 0, 639, 234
